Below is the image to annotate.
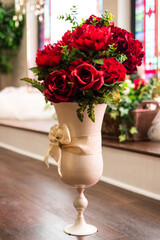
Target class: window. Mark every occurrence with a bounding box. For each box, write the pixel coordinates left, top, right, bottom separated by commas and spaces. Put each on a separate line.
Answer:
135, 0, 160, 78
39, 0, 103, 48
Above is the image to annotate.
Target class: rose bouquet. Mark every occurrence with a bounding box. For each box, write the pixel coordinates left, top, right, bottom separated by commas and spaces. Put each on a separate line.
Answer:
21, 8, 144, 122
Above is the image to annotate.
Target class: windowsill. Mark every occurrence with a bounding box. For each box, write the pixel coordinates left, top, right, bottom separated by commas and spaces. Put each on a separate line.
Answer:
102, 137, 160, 158
1, 119, 160, 158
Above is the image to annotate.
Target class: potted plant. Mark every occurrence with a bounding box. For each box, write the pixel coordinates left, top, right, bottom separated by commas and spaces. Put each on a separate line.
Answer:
102, 78, 160, 142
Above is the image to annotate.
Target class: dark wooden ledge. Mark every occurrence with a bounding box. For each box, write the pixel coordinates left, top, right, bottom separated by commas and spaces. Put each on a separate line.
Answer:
103, 138, 160, 158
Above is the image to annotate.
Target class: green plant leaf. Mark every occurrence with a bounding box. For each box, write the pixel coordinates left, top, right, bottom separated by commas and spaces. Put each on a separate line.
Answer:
118, 134, 126, 142
29, 67, 49, 80
110, 110, 119, 120
20, 78, 46, 93
119, 107, 129, 116
87, 104, 95, 122
129, 126, 138, 135
93, 59, 103, 65
76, 108, 84, 122
119, 124, 127, 133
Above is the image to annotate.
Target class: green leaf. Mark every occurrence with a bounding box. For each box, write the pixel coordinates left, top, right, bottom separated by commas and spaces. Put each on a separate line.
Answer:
116, 53, 127, 63
76, 108, 84, 122
119, 107, 129, 116
101, 10, 114, 27
20, 78, 46, 93
87, 104, 95, 122
110, 110, 119, 120
93, 59, 103, 65
57, 5, 78, 29
129, 126, 138, 135
118, 134, 126, 142
102, 87, 121, 107
69, 48, 89, 61
29, 67, 49, 80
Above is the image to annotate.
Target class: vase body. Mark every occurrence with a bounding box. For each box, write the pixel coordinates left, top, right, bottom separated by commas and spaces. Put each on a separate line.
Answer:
53, 102, 106, 236
54, 102, 106, 187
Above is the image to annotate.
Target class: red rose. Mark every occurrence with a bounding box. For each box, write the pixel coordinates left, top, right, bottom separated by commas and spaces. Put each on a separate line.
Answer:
44, 70, 76, 103
133, 78, 146, 90
123, 39, 144, 74
71, 63, 104, 90
67, 58, 91, 72
62, 30, 71, 44
36, 44, 62, 68
71, 24, 111, 51
101, 58, 126, 84
109, 27, 133, 51
109, 27, 144, 75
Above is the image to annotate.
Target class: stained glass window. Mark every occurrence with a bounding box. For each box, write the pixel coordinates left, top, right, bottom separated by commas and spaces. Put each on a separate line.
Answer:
135, 0, 160, 78
39, 0, 51, 50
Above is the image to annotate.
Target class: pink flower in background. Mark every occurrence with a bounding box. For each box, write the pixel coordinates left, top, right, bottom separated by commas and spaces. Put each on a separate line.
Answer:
133, 78, 146, 90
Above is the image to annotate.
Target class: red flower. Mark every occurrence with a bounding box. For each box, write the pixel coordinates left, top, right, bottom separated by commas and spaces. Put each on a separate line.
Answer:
109, 27, 144, 75
71, 63, 104, 90
133, 78, 146, 90
36, 44, 62, 68
61, 30, 72, 50
109, 27, 133, 51
71, 24, 111, 51
123, 39, 145, 74
62, 30, 71, 44
68, 58, 91, 72
101, 58, 126, 84
85, 14, 102, 26
44, 70, 76, 103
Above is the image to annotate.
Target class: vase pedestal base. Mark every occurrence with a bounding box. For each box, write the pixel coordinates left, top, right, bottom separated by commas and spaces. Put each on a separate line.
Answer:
64, 223, 97, 236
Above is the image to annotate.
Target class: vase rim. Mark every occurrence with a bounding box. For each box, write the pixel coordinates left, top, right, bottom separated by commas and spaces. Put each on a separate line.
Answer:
52, 102, 107, 107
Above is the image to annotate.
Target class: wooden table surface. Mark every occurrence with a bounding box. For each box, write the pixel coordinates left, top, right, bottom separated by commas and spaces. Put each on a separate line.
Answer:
0, 147, 160, 240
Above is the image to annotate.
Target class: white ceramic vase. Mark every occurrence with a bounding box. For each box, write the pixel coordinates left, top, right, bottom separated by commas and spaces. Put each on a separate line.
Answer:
53, 102, 106, 236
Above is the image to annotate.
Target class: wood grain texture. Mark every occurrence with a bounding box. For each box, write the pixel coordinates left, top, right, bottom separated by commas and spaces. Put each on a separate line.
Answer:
0, 147, 160, 240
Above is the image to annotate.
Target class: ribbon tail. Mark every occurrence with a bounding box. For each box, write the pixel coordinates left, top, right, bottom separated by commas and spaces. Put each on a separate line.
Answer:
44, 144, 52, 168
57, 150, 62, 177
47, 144, 62, 177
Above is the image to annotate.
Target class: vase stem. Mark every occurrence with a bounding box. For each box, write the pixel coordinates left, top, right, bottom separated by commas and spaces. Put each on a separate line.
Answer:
74, 187, 88, 223
64, 187, 97, 236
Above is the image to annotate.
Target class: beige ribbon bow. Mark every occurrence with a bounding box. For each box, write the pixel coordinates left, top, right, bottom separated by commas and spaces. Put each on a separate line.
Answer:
44, 124, 71, 176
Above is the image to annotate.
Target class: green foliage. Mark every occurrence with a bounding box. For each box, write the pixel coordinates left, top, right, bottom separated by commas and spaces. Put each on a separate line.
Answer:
57, 5, 78, 30
110, 110, 119, 120
61, 47, 90, 65
75, 82, 123, 122
21, 78, 46, 93
99, 10, 114, 27
107, 44, 128, 63
29, 67, 50, 81
57, 7, 113, 30
106, 79, 155, 142
0, 1, 25, 74
129, 126, 138, 135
